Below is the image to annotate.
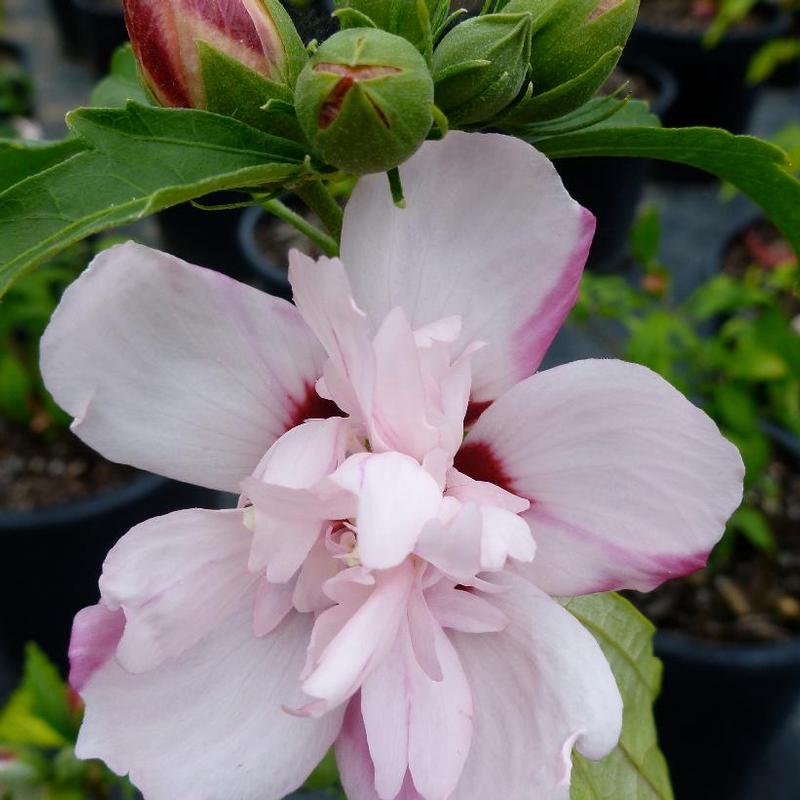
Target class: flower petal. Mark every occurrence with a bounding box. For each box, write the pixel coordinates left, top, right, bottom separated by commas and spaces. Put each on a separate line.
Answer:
341, 131, 594, 402
302, 563, 414, 713
405, 618, 472, 800
424, 583, 509, 635
288, 251, 374, 424
337, 699, 423, 800
76, 610, 343, 800
244, 418, 351, 580
360, 635, 410, 799
449, 574, 621, 800
69, 603, 124, 692
99, 508, 254, 673
458, 360, 745, 595
41, 242, 327, 492
253, 577, 295, 636
355, 453, 444, 570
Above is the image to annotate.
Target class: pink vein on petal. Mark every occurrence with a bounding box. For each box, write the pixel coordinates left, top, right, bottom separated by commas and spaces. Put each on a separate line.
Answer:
511, 208, 596, 379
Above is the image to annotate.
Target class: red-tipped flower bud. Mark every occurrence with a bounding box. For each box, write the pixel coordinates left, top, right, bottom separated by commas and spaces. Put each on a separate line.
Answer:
123, 0, 307, 108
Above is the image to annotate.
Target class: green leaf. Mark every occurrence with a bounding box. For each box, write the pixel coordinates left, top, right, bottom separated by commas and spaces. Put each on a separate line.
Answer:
0, 645, 77, 748
0, 103, 315, 296
90, 44, 153, 108
198, 43, 305, 141
0, 688, 65, 749
729, 505, 776, 554
748, 38, 800, 84
712, 382, 758, 433
303, 749, 344, 795
565, 593, 673, 800
0, 139, 87, 194
21, 645, 77, 744
0, 351, 33, 425
630, 204, 662, 267
532, 125, 800, 255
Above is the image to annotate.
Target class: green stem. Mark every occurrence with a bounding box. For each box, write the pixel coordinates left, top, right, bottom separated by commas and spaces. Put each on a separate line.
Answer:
261, 198, 340, 258
295, 180, 344, 245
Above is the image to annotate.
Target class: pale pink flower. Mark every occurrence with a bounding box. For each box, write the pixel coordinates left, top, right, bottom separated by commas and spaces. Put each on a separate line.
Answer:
41, 132, 743, 800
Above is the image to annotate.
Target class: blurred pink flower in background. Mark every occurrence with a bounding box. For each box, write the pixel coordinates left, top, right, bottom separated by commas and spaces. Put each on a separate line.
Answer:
41, 132, 743, 800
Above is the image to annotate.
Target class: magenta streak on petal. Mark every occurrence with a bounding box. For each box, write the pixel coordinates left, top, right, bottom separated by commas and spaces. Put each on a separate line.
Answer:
68, 604, 125, 692
453, 440, 518, 497
511, 208, 596, 380
182, 0, 262, 51
290, 384, 343, 428
464, 400, 492, 428
528, 505, 711, 593
124, 0, 192, 107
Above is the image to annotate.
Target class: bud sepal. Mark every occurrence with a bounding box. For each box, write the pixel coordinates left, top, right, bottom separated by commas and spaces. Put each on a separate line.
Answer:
432, 12, 534, 127
499, 0, 639, 123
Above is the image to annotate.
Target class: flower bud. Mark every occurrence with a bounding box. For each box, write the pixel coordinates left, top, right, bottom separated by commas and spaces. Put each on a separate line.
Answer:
432, 12, 533, 126
333, 0, 451, 56
123, 0, 307, 109
500, 0, 639, 122
294, 28, 434, 175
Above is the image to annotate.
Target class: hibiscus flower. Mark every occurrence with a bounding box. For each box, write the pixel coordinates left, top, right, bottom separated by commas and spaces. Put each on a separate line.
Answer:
41, 131, 743, 800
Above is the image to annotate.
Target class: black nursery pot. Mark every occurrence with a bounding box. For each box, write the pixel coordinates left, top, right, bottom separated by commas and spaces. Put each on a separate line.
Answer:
654, 632, 800, 800
0, 40, 35, 120
626, 4, 790, 138
655, 427, 800, 800
157, 193, 248, 281
285, 0, 337, 45
46, 0, 86, 57
70, 0, 128, 77
554, 56, 677, 272
0, 473, 216, 676
238, 204, 296, 301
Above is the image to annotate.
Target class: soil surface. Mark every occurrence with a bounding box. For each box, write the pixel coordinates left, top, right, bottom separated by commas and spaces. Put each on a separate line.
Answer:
626, 450, 800, 643
0, 419, 134, 512
638, 0, 768, 34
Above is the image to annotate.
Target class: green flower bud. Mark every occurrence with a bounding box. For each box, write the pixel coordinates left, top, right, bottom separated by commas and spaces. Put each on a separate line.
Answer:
501, 0, 639, 122
294, 28, 434, 175
333, 0, 452, 57
432, 12, 534, 126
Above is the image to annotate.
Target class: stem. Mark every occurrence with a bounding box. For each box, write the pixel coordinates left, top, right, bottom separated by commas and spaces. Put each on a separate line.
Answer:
387, 168, 406, 208
295, 180, 344, 245
261, 198, 340, 258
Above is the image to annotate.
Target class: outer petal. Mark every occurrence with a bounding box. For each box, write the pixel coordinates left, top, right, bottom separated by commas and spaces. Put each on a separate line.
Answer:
450, 575, 622, 800
99, 508, 254, 673
341, 131, 594, 402
41, 243, 327, 492
77, 610, 343, 800
457, 360, 745, 595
